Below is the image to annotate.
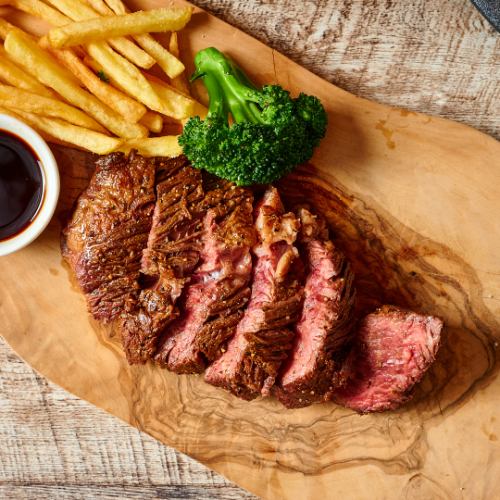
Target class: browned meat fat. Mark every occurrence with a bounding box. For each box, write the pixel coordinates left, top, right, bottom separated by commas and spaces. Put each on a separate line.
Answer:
204, 187, 303, 400
333, 305, 443, 413
274, 208, 356, 408
61, 151, 156, 322
154, 183, 255, 374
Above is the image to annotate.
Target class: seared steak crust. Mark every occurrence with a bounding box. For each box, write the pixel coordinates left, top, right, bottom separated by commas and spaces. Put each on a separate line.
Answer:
333, 305, 443, 413
154, 185, 255, 373
205, 188, 303, 400
119, 157, 207, 364
61, 152, 156, 322
274, 208, 356, 408
63, 153, 443, 411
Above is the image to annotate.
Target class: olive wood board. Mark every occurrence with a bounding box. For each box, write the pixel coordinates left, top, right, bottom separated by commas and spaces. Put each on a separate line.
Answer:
0, 1, 499, 499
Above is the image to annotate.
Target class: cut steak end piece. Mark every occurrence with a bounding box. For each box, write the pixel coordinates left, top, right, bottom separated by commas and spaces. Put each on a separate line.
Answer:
61, 151, 156, 322
333, 305, 443, 413
275, 208, 356, 408
154, 185, 255, 374
205, 187, 303, 400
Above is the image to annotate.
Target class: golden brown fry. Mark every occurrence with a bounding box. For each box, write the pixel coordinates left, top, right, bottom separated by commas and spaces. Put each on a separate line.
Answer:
191, 101, 208, 119
119, 136, 182, 158
0, 83, 107, 132
86, 50, 196, 120
86, 41, 165, 114
51, 48, 146, 123
99, 0, 185, 79
0, 18, 18, 40
79, 0, 185, 78
168, 32, 190, 93
0, 48, 55, 98
82, 54, 102, 73
48, 7, 193, 48
103, 0, 126, 15
5, 31, 147, 139
12, 0, 69, 27
139, 111, 163, 134
44, 0, 155, 69
9, 108, 122, 154
107, 37, 155, 69
145, 75, 196, 120
135, 34, 184, 79
85, 0, 113, 16
0, 105, 53, 143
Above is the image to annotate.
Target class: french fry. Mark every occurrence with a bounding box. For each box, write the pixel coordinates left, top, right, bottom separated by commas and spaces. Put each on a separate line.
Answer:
135, 34, 185, 79
0, 18, 19, 40
168, 31, 190, 92
108, 38, 155, 70
191, 101, 208, 119
12, 0, 69, 27
119, 136, 182, 158
0, 48, 55, 99
103, 0, 126, 15
145, 75, 196, 120
8, 108, 123, 155
50, 47, 147, 123
139, 111, 163, 134
5, 31, 147, 139
44, 0, 155, 69
86, 41, 166, 114
0, 105, 54, 144
82, 0, 186, 79
0, 84, 107, 133
48, 7, 192, 48
86, 50, 196, 121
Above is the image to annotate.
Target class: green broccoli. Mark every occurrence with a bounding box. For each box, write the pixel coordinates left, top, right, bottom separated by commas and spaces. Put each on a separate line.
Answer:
178, 47, 327, 185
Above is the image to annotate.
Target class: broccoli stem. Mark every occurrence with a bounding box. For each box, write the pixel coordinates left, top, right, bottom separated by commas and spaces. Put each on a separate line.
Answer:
192, 47, 265, 125
202, 72, 228, 124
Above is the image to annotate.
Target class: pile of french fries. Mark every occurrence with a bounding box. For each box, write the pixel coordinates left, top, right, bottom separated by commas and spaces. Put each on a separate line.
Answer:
0, 0, 206, 157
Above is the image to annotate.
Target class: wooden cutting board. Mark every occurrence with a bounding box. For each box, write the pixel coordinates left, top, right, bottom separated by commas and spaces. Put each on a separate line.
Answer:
1, 1, 499, 498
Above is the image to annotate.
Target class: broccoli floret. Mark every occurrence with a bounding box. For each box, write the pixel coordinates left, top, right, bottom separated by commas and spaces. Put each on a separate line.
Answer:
178, 47, 327, 185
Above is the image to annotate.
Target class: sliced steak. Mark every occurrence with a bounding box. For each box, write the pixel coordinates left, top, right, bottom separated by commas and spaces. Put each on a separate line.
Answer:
61, 151, 156, 322
119, 157, 207, 363
333, 305, 443, 412
274, 208, 356, 408
154, 184, 255, 373
205, 187, 303, 400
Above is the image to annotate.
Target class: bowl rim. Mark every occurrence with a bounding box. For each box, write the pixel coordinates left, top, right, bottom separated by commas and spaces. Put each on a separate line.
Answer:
0, 113, 60, 257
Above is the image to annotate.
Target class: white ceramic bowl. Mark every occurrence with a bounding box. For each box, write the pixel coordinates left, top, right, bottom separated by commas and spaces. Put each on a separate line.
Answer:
0, 114, 60, 257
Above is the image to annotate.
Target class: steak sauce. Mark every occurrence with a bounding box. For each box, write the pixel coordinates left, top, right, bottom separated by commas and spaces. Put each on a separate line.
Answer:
0, 130, 44, 241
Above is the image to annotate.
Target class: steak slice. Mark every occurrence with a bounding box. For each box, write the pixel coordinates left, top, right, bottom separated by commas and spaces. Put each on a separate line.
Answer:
154, 184, 255, 374
119, 157, 207, 363
333, 305, 443, 412
274, 208, 356, 408
61, 151, 156, 322
205, 187, 303, 400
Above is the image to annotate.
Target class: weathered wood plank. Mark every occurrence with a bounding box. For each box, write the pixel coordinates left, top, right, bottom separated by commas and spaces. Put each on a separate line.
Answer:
192, 0, 499, 139
0, 338, 255, 498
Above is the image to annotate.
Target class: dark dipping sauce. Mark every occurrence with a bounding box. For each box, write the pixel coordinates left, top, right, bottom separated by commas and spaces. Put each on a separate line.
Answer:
0, 130, 43, 241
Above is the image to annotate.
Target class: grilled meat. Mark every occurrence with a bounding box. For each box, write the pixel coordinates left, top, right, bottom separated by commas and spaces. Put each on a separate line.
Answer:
205, 187, 303, 400
274, 208, 356, 408
62, 151, 156, 322
119, 157, 206, 363
63, 152, 443, 412
154, 183, 255, 373
333, 305, 443, 412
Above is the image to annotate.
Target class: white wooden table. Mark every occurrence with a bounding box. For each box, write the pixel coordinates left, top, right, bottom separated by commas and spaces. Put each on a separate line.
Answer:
1, 1, 498, 498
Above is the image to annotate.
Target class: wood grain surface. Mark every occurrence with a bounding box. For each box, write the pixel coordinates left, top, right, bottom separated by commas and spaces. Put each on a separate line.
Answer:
1, 1, 498, 499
